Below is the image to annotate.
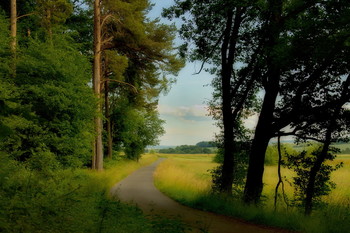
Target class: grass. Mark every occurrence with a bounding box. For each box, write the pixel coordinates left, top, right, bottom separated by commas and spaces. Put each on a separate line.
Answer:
154, 153, 350, 233
0, 153, 186, 233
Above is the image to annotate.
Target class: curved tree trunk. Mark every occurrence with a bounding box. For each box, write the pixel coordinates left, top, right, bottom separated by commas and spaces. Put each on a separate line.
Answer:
243, 0, 282, 204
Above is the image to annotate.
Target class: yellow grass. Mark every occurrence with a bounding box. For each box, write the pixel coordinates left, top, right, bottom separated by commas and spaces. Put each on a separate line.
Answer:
154, 154, 217, 201
155, 153, 350, 206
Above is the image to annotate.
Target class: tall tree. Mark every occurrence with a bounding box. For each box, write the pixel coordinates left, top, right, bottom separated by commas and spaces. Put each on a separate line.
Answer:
10, 0, 16, 53
164, 0, 259, 194
96, 0, 183, 160
92, 0, 103, 170
244, 0, 350, 203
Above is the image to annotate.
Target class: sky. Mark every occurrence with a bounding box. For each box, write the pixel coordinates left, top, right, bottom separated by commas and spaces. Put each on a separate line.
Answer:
147, 0, 263, 146
148, 0, 221, 146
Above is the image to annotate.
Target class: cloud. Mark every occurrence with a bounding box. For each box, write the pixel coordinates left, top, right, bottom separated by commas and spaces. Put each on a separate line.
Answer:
157, 104, 211, 122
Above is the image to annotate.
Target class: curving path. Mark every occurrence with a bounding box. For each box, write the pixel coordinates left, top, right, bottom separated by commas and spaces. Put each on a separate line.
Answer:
110, 159, 291, 233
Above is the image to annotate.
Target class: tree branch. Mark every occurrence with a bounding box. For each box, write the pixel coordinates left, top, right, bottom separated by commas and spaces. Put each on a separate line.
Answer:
17, 12, 35, 20
102, 78, 138, 93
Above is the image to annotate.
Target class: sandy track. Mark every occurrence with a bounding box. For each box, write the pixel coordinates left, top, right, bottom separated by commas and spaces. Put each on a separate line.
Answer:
111, 159, 290, 233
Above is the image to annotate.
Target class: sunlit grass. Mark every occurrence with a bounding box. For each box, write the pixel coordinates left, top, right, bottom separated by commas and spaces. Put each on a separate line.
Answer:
154, 157, 214, 203
154, 153, 350, 233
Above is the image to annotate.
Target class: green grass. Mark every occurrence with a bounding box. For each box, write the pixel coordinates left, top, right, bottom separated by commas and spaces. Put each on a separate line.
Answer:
154, 153, 350, 233
0, 154, 186, 233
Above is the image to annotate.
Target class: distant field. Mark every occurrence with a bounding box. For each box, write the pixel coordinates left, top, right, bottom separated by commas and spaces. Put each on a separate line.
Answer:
155, 152, 350, 202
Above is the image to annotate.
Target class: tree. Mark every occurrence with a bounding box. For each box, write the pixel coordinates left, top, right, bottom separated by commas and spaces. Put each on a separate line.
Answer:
96, 0, 183, 160
92, 0, 103, 170
0, 1, 96, 168
164, 0, 259, 195
243, 0, 350, 204
10, 0, 16, 54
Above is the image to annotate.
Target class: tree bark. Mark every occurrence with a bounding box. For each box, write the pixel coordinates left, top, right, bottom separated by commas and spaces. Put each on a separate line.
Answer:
104, 80, 113, 159
93, 0, 103, 171
10, 0, 17, 52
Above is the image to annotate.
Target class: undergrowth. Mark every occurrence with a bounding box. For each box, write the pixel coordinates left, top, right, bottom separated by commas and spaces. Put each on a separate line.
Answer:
0, 153, 185, 232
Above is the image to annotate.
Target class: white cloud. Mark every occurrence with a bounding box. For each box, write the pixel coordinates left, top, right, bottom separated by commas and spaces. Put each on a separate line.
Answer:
243, 114, 259, 130
157, 104, 211, 122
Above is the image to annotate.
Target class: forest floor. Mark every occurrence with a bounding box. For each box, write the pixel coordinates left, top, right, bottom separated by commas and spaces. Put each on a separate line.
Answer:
111, 158, 294, 233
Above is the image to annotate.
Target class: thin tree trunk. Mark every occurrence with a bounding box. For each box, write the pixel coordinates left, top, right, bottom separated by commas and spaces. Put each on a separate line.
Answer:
304, 75, 350, 215
104, 80, 113, 159
10, 0, 17, 76
10, 0, 17, 51
274, 133, 288, 211
93, 0, 103, 171
219, 8, 244, 194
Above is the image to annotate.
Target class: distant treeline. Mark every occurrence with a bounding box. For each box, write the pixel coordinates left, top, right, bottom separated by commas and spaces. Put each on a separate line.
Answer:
158, 141, 216, 154
340, 148, 350, 154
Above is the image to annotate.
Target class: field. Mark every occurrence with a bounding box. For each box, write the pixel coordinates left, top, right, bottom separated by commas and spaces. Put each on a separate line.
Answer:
154, 153, 350, 233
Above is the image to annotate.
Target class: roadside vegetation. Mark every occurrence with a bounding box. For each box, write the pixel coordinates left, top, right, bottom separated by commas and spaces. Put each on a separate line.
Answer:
0, 153, 187, 233
154, 150, 350, 233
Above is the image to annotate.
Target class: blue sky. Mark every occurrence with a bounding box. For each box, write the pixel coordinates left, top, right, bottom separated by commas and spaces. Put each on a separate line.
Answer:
148, 0, 220, 146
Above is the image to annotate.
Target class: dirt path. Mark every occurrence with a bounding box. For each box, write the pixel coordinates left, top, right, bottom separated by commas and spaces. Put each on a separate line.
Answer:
111, 159, 290, 233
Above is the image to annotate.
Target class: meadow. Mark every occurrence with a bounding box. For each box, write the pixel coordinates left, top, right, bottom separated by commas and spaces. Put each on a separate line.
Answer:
154, 153, 350, 233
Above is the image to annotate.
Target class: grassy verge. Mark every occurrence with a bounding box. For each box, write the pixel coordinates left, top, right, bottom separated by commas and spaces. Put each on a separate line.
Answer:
0, 154, 185, 233
154, 154, 350, 233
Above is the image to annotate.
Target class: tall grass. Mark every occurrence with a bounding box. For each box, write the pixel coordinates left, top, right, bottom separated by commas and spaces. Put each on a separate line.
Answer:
154, 154, 350, 233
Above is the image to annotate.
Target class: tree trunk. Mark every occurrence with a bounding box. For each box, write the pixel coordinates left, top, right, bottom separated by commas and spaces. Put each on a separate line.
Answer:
243, 0, 282, 204
10, 0, 17, 76
104, 80, 113, 159
10, 0, 17, 52
220, 63, 235, 194
93, 0, 103, 171
304, 139, 331, 215
304, 75, 350, 215
243, 86, 278, 203
218, 7, 245, 194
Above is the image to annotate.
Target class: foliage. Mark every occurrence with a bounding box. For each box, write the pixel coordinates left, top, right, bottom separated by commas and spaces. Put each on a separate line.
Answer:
264, 143, 297, 166
159, 145, 213, 154
211, 141, 250, 195
0, 37, 95, 168
99, 0, 184, 161
111, 100, 165, 160
196, 141, 215, 148
282, 145, 343, 209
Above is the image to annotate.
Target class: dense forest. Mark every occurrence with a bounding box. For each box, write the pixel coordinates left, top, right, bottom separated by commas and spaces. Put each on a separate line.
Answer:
1, 0, 350, 232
